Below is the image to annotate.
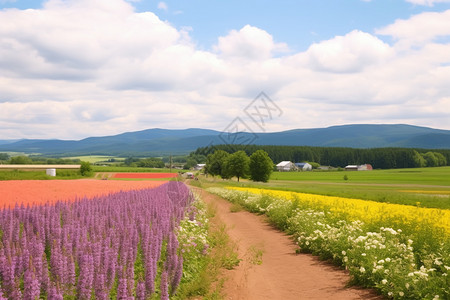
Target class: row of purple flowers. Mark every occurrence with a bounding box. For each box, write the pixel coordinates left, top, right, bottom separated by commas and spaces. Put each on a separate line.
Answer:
0, 181, 194, 299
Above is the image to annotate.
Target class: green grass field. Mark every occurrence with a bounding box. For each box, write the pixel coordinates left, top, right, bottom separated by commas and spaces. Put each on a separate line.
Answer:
0, 169, 84, 180
270, 166, 450, 186
199, 167, 450, 210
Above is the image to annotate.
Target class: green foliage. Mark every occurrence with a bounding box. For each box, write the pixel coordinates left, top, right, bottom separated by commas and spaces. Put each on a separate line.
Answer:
413, 150, 426, 167
0, 152, 10, 161
423, 152, 439, 167
205, 150, 230, 177
433, 152, 447, 166
136, 157, 165, 168
223, 150, 250, 182
183, 158, 197, 170
249, 150, 273, 182
79, 161, 92, 176
195, 145, 450, 169
308, 161, 320, 169
9, 155, 32, 164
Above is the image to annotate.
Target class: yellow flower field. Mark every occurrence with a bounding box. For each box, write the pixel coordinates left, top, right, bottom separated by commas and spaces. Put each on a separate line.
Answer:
228, 187, 450, 234
399, 190, 450, 195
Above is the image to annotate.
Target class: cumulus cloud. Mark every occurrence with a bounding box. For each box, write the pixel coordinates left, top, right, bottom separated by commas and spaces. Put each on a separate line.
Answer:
0, 1, 449, 139
301, 30, 393, 73
376, 9, 450, 48
214, 25, 289, 61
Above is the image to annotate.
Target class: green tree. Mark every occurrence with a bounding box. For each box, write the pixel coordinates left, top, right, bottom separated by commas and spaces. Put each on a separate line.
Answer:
413, 150, 426, 167
9, 155, 32, 164
137, 158, 165, 168
205, 150, 230, 178
183, 158, 197, 170
80, 161, 92, 176
422, 152, 438, 167
224, 151, 250, 182
434, 152, 447, 166
249, 150, 273, 182
0, 153, 10, 161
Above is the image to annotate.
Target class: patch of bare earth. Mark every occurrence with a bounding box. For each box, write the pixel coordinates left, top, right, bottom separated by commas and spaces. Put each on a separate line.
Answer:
195, 188, 383, 300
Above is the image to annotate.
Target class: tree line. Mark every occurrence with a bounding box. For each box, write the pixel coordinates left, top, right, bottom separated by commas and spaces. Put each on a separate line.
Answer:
194, 145, 450, 169
205, 150, 273, 182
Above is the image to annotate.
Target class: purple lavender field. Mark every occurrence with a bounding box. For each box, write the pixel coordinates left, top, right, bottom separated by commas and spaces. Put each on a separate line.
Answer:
0, 181, 198, 299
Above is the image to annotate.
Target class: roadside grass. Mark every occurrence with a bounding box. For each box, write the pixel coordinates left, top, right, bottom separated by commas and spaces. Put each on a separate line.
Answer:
247, 244, 264, 265
0, 169, 85, 180
177, 201, 240, 300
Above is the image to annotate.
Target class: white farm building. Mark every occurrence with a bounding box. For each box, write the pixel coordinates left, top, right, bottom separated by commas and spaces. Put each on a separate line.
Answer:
276, 161, 296, 172
295, 162, 312, 171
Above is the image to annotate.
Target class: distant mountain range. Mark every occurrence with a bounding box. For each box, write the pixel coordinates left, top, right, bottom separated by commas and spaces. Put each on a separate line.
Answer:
1, 124, 450, 156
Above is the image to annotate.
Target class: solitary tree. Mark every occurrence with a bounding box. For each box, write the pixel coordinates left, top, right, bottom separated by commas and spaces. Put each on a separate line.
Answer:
249, 150, 273, 182
224, 150, 249, 182
205, 150, 230, 178
80, 161, 92, 176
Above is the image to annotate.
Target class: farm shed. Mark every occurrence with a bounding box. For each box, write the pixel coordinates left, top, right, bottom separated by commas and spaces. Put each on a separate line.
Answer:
194, 163, 206, 170
276, 161, 297, 172
345, 165, 358, 171
295, 162, 312, 171
344, 164, 373, 171
357, 164, 373, 171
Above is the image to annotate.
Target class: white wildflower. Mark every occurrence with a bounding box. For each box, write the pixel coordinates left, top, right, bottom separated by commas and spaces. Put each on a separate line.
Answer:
381, 279, 387, 284
399, 291, 404, 297
360, 267, 366, 273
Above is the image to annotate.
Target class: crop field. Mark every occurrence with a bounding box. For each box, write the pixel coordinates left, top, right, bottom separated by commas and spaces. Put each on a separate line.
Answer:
113, 173, 178, 179
63, 155, 125, 164
0, 180, 166, 207
208, 187, 450, 299
0, 181, 209, 299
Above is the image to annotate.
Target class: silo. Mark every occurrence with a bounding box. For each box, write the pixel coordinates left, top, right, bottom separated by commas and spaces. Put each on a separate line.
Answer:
46, 168, 56, 176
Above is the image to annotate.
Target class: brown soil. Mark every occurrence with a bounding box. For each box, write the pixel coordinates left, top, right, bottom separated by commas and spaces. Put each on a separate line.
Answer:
194, 188, 383, 300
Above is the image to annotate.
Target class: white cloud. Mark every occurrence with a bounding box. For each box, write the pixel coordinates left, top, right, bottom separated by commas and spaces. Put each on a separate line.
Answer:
157, 1, 168, 11
214, 25, 289, 61
405, 0, 450, 6
301, 30, 393, 73
0, 1, 449, 139
376, 9, 450, 48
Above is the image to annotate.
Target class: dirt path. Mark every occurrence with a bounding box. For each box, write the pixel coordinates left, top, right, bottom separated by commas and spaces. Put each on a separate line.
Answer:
194, 188, 383, 300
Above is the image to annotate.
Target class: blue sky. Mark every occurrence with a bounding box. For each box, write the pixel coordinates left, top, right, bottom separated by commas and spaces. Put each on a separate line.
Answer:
1, 0, 450, 139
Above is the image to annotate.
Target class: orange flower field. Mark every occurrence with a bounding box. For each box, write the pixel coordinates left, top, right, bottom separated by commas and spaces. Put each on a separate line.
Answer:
0, 180, 167, 207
